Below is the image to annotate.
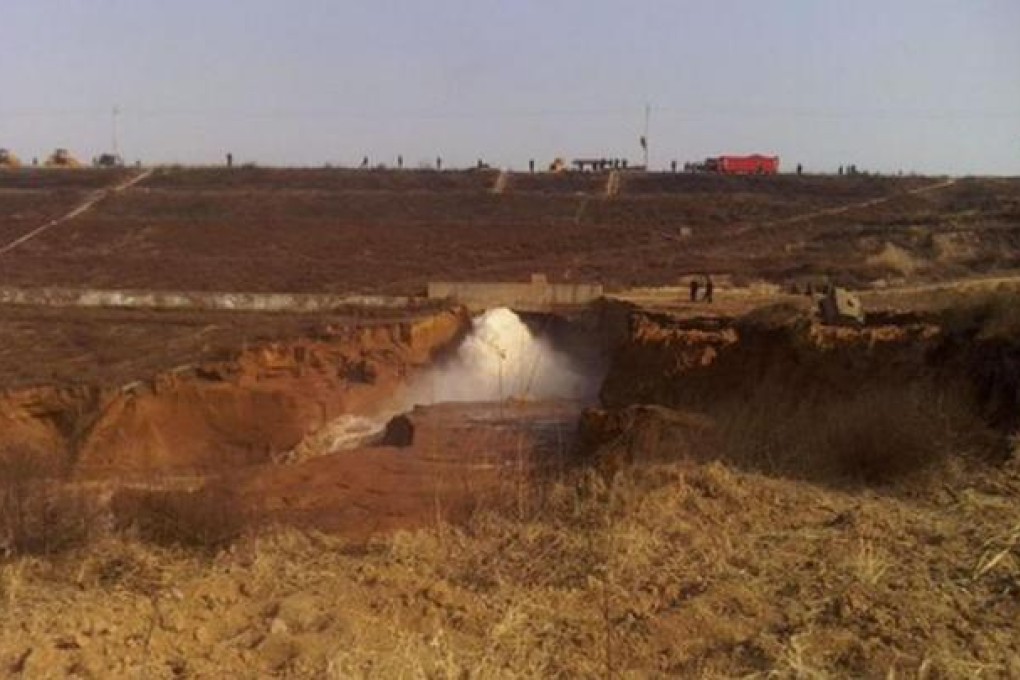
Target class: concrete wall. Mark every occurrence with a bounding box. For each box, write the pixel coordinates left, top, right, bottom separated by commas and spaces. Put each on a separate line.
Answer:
0, 281, 604, 315
0, 287, 426, 313
427, 279, 604, 312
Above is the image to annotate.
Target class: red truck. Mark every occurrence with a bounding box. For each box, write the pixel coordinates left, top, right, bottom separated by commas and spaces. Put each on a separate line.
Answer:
703, 154, 780, 175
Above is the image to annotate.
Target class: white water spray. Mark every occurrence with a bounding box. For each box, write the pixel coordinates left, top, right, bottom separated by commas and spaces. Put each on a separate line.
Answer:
285, 307, 594, 458
406, 307, 592, 405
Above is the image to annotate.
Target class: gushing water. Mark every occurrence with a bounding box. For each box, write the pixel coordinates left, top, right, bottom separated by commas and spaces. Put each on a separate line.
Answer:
288, 307, 594, 457
406, 307, 592, 404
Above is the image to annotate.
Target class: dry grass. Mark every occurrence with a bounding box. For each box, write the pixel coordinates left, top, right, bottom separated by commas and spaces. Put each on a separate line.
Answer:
109, 483, 257, 550
0, 447, 104, 557
850, 540, 889, 585
866, 241, 926, 277
5, 169, 1003, 295
1, 295, 1018, 674
973, 521, 1020, 582
937, 288, 1020, 341
593, 373, 995, 489
706, 377, 993, 487
0, 453, 1017, 676
1, 445, 257, 558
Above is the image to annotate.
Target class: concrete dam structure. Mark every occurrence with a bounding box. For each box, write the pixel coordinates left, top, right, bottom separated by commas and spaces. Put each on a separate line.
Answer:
427, 275, 604, 313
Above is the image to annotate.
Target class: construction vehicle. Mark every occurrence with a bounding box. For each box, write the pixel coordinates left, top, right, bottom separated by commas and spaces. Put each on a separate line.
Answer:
818, 287, 865, 326
44, 148, 82, 168
93, 153, 124, 168
0, 149, 21, 169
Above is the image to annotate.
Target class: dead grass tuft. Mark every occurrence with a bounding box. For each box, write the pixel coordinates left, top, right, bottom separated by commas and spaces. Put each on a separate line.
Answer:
72, 537, 181, 594
866, 241, 925, 277
709, 378, 991, 486
850, 540, 889, 585
0, 447, 104, 557
110, 483, 256, 550
938, 289, 1020, 341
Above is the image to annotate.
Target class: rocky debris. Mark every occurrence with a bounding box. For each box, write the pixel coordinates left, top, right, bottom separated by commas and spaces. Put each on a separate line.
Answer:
382, 413, 415, 447
268, 617, 290, 636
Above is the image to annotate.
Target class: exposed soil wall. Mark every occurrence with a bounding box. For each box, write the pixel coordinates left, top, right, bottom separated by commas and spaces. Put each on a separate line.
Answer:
0, 385, 103, 473
604, 306, 1020, 430
591, 307, 1019, 483
0, 309, 470, 477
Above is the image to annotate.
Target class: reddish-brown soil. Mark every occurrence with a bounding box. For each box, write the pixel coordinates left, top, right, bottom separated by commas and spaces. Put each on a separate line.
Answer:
2, 306, 1018, 677
0, 308, 470, 477
2, 169, 1019, 676
0, 169, 131, 240
1, 168, 1016, 294
210, 400, 582, 539
0, 304, 445, 389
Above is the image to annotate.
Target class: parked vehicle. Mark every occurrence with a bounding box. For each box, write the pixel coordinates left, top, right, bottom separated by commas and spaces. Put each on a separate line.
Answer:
703, 155, 780, 175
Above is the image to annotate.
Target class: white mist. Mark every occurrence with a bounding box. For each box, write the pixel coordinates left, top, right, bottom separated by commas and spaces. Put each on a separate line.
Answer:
287, 307, 594, 457
405, 307, 591, 405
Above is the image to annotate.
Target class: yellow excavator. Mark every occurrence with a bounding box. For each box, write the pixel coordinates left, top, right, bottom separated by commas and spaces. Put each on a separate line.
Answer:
0, 148, 21, 169
44, 148, 82, 168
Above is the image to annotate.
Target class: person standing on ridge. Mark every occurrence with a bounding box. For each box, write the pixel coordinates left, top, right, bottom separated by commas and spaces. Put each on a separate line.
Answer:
704, 275, 714, 303
689, 278, 700, 302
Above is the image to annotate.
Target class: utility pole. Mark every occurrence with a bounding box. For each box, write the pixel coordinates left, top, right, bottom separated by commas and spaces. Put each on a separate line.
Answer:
641, 103, 650, 170
111, 105, 120, 157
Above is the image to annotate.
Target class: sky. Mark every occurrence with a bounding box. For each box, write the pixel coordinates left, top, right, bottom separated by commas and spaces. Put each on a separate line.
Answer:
1, 0, 1018, 174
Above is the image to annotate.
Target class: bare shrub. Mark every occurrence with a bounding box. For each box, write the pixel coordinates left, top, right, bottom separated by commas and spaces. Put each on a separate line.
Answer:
110, 483, 256, 550
711, 378, 991, 485
0, 447, 102, 556
73, 537, 178, 594
938, 288, 1020, 341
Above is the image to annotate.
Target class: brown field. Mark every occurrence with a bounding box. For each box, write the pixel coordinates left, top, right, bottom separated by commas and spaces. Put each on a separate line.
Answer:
0, 168, 1019, 677
1, 168, 1017, 294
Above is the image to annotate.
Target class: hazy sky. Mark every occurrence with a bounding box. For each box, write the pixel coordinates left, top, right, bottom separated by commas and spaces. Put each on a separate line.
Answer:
2, 0, 1018, 174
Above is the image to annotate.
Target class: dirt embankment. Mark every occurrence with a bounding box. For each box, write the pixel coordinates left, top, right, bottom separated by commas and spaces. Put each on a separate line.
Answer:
599, 309, 941, 409
589, 307, 1019, 483
0, 309, 470, 478
7, 168, 1016, 294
